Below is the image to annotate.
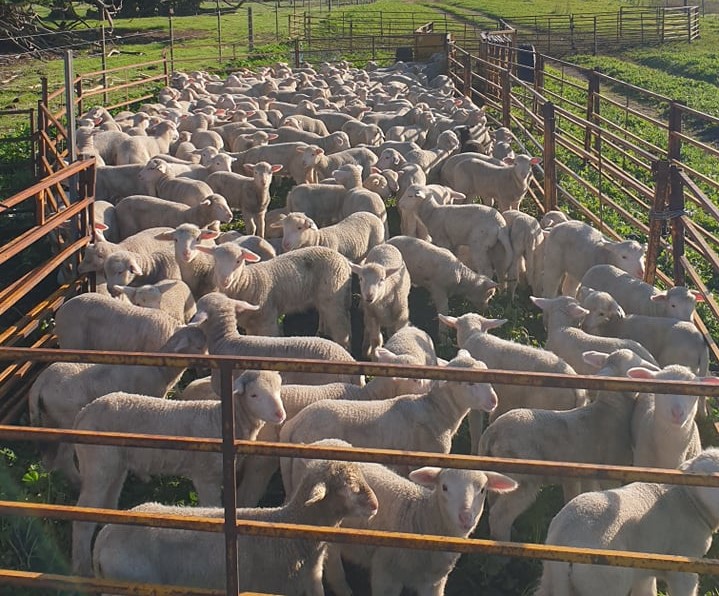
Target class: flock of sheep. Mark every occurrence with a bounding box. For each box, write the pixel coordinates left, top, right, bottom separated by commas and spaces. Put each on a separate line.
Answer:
25, 53, 719, 595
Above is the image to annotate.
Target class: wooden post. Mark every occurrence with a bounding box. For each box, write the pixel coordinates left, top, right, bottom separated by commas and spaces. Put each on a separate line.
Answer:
38, 77, 48, 177
294, 38, 301, 68
462, 53, 472, 97
584, 69, 600, 156
646, 160, 670, 285
542, 101, 558, 212
75, 78, 83, 118
100, 19, 108, 105
216, 0, 223, 63
219, 364, 239, 596
248, 7, 254, 52
593, 16, 598, 55
168, 9, 175, 75
501, 68, 511, 127
668, 101, 683, 163
669, 164, 685, 286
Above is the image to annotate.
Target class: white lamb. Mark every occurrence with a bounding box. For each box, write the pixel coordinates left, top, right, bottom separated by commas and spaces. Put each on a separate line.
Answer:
113, 279, 196, 323
537, 448, 719, 596
71, 370, 285, 575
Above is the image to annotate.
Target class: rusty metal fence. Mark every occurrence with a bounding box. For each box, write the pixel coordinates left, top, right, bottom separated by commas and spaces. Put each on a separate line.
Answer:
2, 348, 719, 594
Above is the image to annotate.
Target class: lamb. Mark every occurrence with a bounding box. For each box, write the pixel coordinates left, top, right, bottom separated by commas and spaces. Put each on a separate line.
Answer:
93, 200, 118, 242
54, 292, 180, 352
199, 243, 352, 348
71, 369, 285, 575
396, 184, 464, 241
579, 289, 708, 375
537, 448, 719, 596
91, 458, 378, 595
95, 163, 151, 203
439, 312, 587, 452
280, 350, 498, 483
404, 129, 461, 181
229, 129, 279, 152
114, 193, 232, 239
399, 187, 512, 280
102, 247, 181, 296
376, 147, 408, 170
540, 209, 570, 229
580, 263, 702, 321
138, 158, 215, 207
154, 224, 219, 297
341, 119, 384, 146
206, 162, 282, 237
190, 292, 360, 387
627, 365, 716, 469
396, 163, 427, 202
350, 243, 411, 358
215, 231, 277, 261
27, 325, 206, 484
300, 144, 378, 183
542, 220, 647, 297
363, 168, 399, 199
113, 279, 197, 323
318, 451, 518, 596
281, 113, 330, 136
271, 127, 351, 154
530, 295, 659, 375
478, 348, 657, 541
273, 211, 384, 263
230, 141, 310, 185
440, 154, 540, 211
330, 163, 389, 233
387, 235, 498, 322
502, 210, 544, 298
116, 120, 178, 165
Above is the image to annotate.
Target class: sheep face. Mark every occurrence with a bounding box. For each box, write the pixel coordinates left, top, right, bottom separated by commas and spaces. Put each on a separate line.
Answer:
373, 348, 433, 394
410, 467, 517, 535
78, 241, 112, 274
578, 288, 626, 333
444, 349, 498, 413
352, 263, 399, 305
606, 240, 647, 280
651, 287, 702, 321
104, 251, 142, 295
280, 213, 315, 252
209, 243, 261, 290
234, 370, 285, 425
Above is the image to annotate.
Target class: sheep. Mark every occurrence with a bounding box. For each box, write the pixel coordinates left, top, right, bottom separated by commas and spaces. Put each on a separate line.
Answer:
537, 448, 719, 596
396, 162, 427, 202
542, 220, 647, 297
113, 279, 197, 323
628, 365, 716, 469
54, 292, 180, 353
273, 211, 384, 263
350, 243, 411, 358
271, 127, 351, 154
280, 349, 498, 486
539, 209, 570, 229
138, 158, 215, 207
281, 113, 330, 136
341, 119, 384, 146
439, 312, 587, 452
95, 163, 151, 203
102, 247, 181, 296
300, 144, 378, 184
580, 263, 702, 321
71, 369, 285, 575
199, 243, 352, 348
387, 235, 498, 322
502, 210, 544, 298
114, 193, 232, 240
28, 325, 206, 484
363, 168, 399, 199
190, 127, 224, 151
376, 147, 408, 170
206, 162, 282, 237
154, 224, 219, 297
77, 226, 175, 276
330, 163, 389, 233
93, 200, 118, 242
319, 453, 518, 596
404, 129, 461, 181
440, 154, 540, 211
173, 152, 235, 181
230, 141, 310, 185
91, 458, 378, 594
579, 288, 708, 375
478, 348, 657, 541
190, 292, 360, 387
530, 295, 659, 375
228, 129, 278, 153
398, 187, 513, 281
88, 129, 131, 165
396, 183, 464, 241
116, 120, 178, 165
215, 231, 277, 261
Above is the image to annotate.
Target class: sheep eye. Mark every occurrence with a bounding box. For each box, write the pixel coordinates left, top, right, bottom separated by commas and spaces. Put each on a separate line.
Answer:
441, 484, 448, 492
250, 393, 258, 398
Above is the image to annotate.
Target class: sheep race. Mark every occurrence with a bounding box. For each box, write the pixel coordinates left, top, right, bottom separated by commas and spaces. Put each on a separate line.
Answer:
3, 40, 719, 596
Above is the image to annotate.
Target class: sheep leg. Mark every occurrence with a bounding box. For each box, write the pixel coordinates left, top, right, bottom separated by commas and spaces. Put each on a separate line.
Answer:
324, 547, 354, 596
236, 455, 278, 507
416, 578, 447, 596
469, 245, 494, 279
319, 304, 351, 351
72, 469, 127, 576
662, 572, 697, 596
629, 575, 658, 596
561, 274, 580, 297
429, 289, 451, 340
468, 410, 485, 455
54, 443, 82, 487
362, 310, 383, 360
256, 210, 266, 240
371, 555, 404, 596
542, 263, 564, 298
193, 472, 222, 507
487, 478, 540, 542
243, 211, 257, 236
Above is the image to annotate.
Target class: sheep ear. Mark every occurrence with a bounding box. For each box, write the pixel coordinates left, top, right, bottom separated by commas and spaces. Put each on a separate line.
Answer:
304, 481, 327, 505
482, 318, 507, 330
582, 350, 609, 369
269, 221, 284, 229
267, 133, 279, 140
530, 156, 542, 165
114, 285, 134, 298
188, 310, 208, 326
456, 348, 473, 360
502, 157, 515, 165
568, 303, 590, 318
241, 249, 261, 263
195, 245, 215, 255
306, 218, 318, 230
295, 146, 306, 152
484, 472, 519, 493
201, 198, 212, 206
234, 299, 260, 313
690, 290, 705, 302
349, 263, 364, 276
94, 222, 109, 232
199, 229, 220, 241
371, 166, 381, 174
437, 357, 449, 366
271, 164, 283, 173
129, 260, 143, 276
530, 296, 550, 310
374, 347, 397, 363
577, 286, 593, 301
438, 314, 457, 329
232, 378, 245, 395
384, 265, 403, 277
243, 163, 256, 173
699, 376, 719, 385
409, 466, 442, 487
627, 367, 658, 379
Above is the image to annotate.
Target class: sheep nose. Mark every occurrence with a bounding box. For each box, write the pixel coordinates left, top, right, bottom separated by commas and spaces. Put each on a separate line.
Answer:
671, 405, 685, 424
275, 409, 287, 424
459, 511, 474, 530
182, 250, 192, 261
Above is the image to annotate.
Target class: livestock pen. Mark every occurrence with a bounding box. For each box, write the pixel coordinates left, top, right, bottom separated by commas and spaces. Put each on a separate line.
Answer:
3, 21, 719, 594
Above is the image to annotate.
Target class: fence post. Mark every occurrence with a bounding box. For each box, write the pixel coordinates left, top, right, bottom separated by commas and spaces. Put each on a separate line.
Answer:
75, 78, 83, 118
462, 53, 472, 97
584, 69, 600, 156
64, 51, 77, 166
593, 16, 598, 55
248, 6, 254, 52
100, 19, 108, 105
501, 68, 511, 127
668, 101, 683, 163
646, 160, 670, 285
294, 38, 301, 68
219, 363, 240, 596
37, 77, 48, 177
275, 0, 280, 41
542, 101, 557, 212
669, 164, 686, 286
168, 8, 175, 75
